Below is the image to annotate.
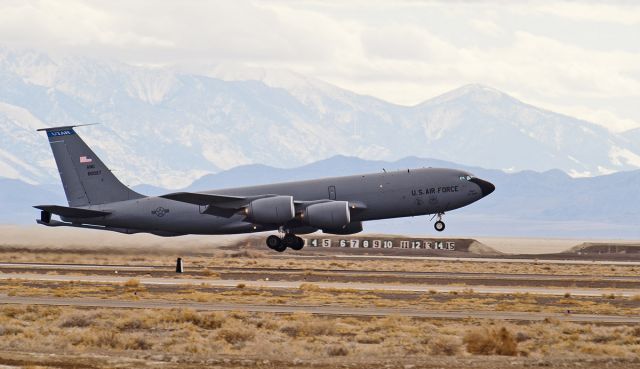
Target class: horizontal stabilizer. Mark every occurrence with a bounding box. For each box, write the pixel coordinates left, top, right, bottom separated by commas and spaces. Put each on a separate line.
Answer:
36, 123, 99, 132
34, 205, 111, 218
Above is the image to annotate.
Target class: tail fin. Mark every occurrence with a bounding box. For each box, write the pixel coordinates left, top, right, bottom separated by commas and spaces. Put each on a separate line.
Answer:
38, 125, 144, 206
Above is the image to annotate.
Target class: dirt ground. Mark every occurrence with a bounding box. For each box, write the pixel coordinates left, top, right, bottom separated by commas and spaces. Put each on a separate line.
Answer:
1, 229, 640, 368
0, 305, 639, 369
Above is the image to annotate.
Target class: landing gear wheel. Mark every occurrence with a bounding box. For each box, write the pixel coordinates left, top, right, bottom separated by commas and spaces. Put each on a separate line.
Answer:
282, 233, 299, 249
290, 236, 305, 251
266, 235, 286, 252
434, 220, 446, 232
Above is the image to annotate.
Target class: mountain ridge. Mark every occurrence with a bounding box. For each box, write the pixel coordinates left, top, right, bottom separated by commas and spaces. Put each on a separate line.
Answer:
1, 47, 640, 189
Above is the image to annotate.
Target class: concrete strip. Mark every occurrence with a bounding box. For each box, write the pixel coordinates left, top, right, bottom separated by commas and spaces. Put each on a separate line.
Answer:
0, 294, 638, 323
0, 272, 637, 297
1, 262, 639, 282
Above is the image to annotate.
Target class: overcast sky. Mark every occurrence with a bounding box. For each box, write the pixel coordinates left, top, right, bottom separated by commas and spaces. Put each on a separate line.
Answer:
1, 0, 639, 132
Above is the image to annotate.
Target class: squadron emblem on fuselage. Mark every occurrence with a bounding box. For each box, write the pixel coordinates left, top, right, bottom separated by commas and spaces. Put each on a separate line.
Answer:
151, 207, 170, 217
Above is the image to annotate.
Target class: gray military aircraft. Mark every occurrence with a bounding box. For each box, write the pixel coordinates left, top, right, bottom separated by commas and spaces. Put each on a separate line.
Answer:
35, 125, 495, 252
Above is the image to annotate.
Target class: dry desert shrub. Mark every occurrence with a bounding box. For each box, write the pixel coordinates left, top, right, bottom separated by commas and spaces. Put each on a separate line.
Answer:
579, 342, 629, 356
463, 326, 518, 356
326, 344, 349, 356
95, 330, 124, 349
59, 312, 96, 328
591, 334, 616, 343
355, 333, 384, 344
369, 315, 411, 333
298, 283, 322, 292
1, 305, 26, 318
71, 328, 124, 349
124, 334, 153, 350
280, 315, 336, 338
244, 314, 279, 330
226, 250, 264, 258
160, 309, 224, 330
429, 334, 462, 356
515, 331, 530, 343
0, 323, 23, 336
123, 278, 140, 288
201, 268, 220, 278
217, 321, 255, 345
116, 316, 150, 331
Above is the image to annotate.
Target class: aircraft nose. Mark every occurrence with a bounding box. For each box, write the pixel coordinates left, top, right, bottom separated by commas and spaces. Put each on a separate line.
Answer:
470, 178, 495, 197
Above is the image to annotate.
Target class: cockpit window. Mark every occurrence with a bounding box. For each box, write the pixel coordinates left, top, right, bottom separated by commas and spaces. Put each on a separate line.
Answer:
459, 175, 474, 181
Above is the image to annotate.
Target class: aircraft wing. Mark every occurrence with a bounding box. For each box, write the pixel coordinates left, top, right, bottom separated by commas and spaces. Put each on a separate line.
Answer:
34, 205, 111, 218
161, 192, 280, 217
293, 199, 368, 211
161, 192, 368, 218
161, 192, 275, 208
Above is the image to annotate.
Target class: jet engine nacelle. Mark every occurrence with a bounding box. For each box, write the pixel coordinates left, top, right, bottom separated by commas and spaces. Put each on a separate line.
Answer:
246, 196, 295, 224
303, 201, 350, 229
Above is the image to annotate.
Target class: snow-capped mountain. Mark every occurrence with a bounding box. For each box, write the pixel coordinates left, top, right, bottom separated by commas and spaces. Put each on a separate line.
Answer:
1, 47, 639, 188
623, 127, 640, 152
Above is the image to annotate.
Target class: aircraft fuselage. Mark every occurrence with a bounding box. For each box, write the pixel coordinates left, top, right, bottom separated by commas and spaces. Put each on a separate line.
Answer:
62, 167, 490, 236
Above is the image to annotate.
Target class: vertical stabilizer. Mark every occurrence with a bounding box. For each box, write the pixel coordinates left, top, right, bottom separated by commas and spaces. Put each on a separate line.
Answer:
38, 125, 144, 206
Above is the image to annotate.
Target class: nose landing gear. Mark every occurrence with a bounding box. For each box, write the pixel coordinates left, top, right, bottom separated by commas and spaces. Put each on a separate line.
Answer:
265, 232, 305, 252
432, 213, 446, 232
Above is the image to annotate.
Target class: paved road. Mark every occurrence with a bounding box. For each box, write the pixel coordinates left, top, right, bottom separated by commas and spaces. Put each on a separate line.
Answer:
0, 293, 637, 323
321, 255, 640, 266
1, 272, 637, 297
1, 262, 638, 282
0, 262, 157, 271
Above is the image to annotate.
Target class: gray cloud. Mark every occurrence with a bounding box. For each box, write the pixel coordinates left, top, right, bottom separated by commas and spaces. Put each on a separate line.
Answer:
0, 0, 638, 131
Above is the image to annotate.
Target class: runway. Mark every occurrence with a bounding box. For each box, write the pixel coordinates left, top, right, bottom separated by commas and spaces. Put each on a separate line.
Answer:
0, 293, 637, 323
1, 272, 637, 297
322, 254, 640, 266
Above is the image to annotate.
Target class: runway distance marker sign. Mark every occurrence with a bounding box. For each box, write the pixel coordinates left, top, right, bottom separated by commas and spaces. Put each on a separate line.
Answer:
306, 238, 455, 250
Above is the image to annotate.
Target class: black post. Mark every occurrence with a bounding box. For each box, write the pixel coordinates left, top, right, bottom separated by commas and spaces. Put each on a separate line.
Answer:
176, 257, 183, 273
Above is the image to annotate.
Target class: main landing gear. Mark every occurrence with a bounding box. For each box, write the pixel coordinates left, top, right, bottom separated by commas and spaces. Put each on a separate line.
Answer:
433, 213, 446, 232
266, 233, 305, 252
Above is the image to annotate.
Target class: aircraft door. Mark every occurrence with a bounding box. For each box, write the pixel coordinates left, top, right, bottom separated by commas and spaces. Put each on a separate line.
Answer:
328, 185, 336, 200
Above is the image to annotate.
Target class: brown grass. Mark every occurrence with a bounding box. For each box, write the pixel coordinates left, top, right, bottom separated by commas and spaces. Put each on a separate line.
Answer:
59, 312, 96, 328
429, 335, 462, 356
279, 314, 336, 337
326, 344, 350, 356
2, 233, 640, 367
0, 304, 638, 366
463, 326, 518, 356
160, 309, 224, 330
123, 278, 140, 288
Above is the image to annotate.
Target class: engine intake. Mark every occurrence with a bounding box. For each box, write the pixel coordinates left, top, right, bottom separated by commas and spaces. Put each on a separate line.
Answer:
303, 201, 350, 229
246, 196, 295, 224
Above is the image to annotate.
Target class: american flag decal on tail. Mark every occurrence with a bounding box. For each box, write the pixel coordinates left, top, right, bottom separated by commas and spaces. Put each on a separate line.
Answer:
80, 156, 93, 163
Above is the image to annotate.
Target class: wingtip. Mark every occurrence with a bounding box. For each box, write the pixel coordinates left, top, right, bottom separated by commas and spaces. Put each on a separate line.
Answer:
159, 192, 186, 199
